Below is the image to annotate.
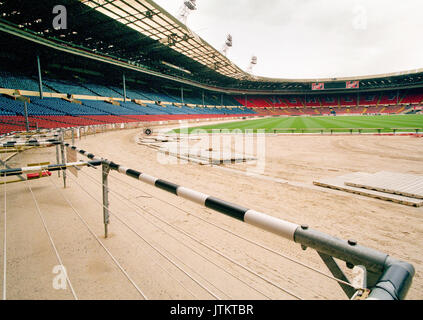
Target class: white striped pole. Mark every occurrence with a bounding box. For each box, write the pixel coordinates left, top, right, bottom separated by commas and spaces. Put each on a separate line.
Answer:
64, 143, 299, 240
0, 140, 61, 148
0, 161, 102, 177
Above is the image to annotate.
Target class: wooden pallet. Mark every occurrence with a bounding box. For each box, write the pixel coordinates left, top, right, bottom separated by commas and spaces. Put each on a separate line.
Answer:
345, 171, 423, 200
313, 173, 423, 207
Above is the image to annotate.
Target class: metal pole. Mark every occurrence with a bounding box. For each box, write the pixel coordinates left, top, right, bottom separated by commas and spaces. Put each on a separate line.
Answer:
367, 257, 415, 300
55, 144, 61, 178
202, 91, 205, 107
36, 55, 44, 99
123, 73, 127, 103
23, 102, 29, 132
181, 87, 184, 105
60, 130, 67, 188
71, 128, 75, 145
102, 163, 110, 238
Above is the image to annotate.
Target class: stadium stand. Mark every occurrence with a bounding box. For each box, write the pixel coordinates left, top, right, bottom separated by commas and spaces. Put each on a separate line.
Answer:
0, 71, 51, 93
1, 66, 422, 134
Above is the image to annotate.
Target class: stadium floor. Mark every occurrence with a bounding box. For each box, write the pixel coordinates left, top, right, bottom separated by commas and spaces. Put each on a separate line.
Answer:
1, 124, 422, 300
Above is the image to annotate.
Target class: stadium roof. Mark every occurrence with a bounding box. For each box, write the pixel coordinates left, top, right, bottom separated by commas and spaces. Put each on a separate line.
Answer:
0, 0, 423, 94
81, 0, 247, 80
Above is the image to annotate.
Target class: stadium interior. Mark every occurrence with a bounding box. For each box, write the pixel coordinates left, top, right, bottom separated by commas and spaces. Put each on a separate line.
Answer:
0, 0, 422, 302
0, 0, 422, 134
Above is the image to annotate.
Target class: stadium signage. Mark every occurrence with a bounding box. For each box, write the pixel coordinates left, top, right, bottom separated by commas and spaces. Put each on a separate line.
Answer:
312, 83, 325, 90
346, 80, 360, 89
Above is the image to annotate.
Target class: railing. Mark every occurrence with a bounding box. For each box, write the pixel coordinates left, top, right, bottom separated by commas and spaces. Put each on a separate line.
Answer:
59, 140, 415, 300
0, 127, 416, 300
273, 128, 423, 134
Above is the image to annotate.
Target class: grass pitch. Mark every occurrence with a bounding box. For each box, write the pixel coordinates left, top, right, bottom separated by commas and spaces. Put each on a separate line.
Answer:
173, 114, 423, 133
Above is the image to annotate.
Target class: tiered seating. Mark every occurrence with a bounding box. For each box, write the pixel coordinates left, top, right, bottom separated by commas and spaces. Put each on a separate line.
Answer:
366, 106, 384, 114
401, 92, 423, 105
339, 95, 357, 106
0, 115, 28, 134
384, 105, 406, 114
359, 94, 379, 106
83, 84, 123, 97
336, 107, 352, 114
283, 97, 304, 107
234, 90, 423, 115
0, 71, 50, 92
43, 79, 93, 95
2, 69, 422, 135
0, 94, 256, 133
304, 97, 320, 107
249, 98, 273, 108
379, 92, 398, 105
301, 108, 317, 115
316, 107, 331, 115
320, 96, 338, 107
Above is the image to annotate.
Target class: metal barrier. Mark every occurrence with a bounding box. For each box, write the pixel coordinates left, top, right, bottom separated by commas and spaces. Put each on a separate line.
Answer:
63, 142, 415, 300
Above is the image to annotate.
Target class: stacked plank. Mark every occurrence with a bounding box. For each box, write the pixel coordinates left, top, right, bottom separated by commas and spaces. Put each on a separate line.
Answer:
314, 171, 423, 207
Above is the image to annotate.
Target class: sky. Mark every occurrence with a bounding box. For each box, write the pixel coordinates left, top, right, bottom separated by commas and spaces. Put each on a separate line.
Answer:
153, 0, 423, 79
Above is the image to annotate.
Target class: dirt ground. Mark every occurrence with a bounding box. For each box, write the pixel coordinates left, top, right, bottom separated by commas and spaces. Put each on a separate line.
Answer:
0, 125, 422, 300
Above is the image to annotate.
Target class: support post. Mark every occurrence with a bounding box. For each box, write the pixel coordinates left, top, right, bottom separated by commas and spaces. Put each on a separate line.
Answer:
181, 87, 184, 105
71, 128, 75, 145
55, 144, 61, 178
123, 73, 127, 103
102, 163, 110, 238
24, 102, 29, 132
202, 91, 205, 107
60, 130, 66, 188
36, 55, 44, 99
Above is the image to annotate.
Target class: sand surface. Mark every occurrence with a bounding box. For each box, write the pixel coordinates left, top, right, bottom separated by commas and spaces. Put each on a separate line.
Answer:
0, 127, 422, 300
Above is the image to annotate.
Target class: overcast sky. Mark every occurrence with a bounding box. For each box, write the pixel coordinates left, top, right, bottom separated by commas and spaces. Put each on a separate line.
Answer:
153, 0, 423, 79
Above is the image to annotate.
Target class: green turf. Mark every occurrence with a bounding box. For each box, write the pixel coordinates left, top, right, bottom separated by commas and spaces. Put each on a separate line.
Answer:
172, 115, 423, 134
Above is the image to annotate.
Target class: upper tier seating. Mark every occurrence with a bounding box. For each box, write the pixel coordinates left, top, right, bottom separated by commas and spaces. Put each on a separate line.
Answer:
43, 79, 94, 96
0, 71, 51, 93
304, 97, 321, 107
401, 92, 423, 104
359, 94, 379, 106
